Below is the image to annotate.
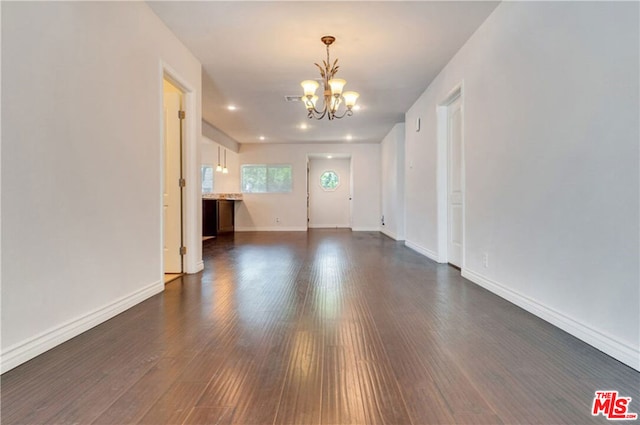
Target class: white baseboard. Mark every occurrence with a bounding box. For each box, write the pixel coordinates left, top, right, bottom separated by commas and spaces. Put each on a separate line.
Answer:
308, 224, 351, 229
380, 228, 405, 241
193, 260, 204, 273
233, 226, 380, 232
351, 227, 380, 232
235, 226, 307, 232
381, 228, 397, 240
0, 280, 164, 373
185, 260, 204, 274
461, 268, 640, 371
404, 240, 440, 262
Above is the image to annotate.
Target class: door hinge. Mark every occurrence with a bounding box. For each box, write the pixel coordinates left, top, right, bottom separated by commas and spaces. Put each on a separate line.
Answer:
179, 246, 187, 255
178, 178, 186, 187
178, 110, 186, 119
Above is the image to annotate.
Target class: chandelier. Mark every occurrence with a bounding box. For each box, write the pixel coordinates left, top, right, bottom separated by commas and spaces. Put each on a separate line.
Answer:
300, 36, 359, 120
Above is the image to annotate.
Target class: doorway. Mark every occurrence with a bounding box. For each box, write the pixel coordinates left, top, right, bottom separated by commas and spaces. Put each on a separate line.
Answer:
163, 79, 184, 274
447, 95, 463, 268
308, 155, 352, 229
437, 84, 464, 268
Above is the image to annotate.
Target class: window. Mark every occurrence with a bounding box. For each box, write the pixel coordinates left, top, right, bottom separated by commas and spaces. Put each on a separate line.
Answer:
320, 170, 340, 191
242, 164, 292, 193
201, 165, 214, 194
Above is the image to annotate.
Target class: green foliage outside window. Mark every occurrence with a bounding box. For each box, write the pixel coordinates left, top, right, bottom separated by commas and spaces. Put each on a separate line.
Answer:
320, 170, 339, 191
201, 165, 214, 194
242, 164, 292, 193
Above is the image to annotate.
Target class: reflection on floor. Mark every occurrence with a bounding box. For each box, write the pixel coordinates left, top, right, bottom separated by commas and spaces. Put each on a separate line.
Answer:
1, 230, 637, 425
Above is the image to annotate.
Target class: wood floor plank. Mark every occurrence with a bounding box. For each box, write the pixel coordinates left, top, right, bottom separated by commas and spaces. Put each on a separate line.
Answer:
1, 230, 638, 425
91, 355, 195, 424
273, 329, 324, 425
183, 406, 235, 425
3, 324, 164, 424
321, 344, 368, 425
228, 324, 296, 424
136, 382, 209, 425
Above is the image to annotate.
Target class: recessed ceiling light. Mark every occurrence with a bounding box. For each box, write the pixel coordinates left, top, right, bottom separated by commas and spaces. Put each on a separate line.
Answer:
346, 134, 353, 141
327, 155, 333, 159
299, 123, 308, 130
259, 136, 265, 141
227, 105, 237, 111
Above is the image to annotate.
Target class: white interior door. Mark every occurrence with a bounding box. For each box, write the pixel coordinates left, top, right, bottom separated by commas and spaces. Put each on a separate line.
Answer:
306, 161, 310, 229
448, 96, 463, 267
163, 81, 182, 273
309, 157, 351, 228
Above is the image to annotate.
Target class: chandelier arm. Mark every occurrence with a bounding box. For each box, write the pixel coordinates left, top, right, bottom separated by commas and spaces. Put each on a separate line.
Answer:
307, 103, 328, 120
332, 109, 347, 119
310, 109, 327, 120
317, 106, 328, 120
330, 104, 354, 120
313, 102, 327, 119
303, 95, 329, 119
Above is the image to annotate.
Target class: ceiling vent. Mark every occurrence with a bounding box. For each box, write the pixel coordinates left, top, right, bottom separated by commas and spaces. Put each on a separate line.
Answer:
284, 95, 302, 102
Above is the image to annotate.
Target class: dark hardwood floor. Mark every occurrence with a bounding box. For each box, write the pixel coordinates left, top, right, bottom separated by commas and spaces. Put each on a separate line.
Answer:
2, 230, 638, 424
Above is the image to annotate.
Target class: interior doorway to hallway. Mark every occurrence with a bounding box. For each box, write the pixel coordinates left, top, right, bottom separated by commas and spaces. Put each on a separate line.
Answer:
436, 83, 465, 269
447, 95, 463, 268
162, 78, 185, 274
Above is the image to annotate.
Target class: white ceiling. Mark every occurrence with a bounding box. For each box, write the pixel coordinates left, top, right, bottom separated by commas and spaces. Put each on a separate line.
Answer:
148, 1, 499, 145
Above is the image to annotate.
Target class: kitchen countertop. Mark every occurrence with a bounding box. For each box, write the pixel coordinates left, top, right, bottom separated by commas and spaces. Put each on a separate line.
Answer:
203, 193, 243, 201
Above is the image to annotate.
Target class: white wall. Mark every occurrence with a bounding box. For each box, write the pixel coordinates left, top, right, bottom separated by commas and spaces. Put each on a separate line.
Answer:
309, 158, 351, 228
381, 123, 405, 240
403, 2, 639, 369
201, 136, 240, 194
1, 2, 202, 372
237, 144, 380, 231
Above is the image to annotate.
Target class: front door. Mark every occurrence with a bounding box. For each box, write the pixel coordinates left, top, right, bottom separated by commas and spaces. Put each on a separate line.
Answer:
309, 157, 351, 228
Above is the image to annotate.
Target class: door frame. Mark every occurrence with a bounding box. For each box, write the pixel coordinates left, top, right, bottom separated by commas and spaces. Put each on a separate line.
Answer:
306, 158, 310, 230
162, 79, 184, 273
160, 62, 202, 276
436, 81, 465, 267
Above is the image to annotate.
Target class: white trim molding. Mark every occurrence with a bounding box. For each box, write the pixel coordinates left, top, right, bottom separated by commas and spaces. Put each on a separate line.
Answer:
404, 240, 441, 263
351, 227, 381, 232
436, 80, 465, 267
194, 260, 204, 273
381, 228, 403, 241
462, 268, 640, 371
0, 280, 164, 373
160, 61, 202, 276
235, 226, 308, 232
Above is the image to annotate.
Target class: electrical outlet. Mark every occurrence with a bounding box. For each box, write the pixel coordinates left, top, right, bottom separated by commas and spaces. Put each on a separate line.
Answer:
482, 253, 489, 268
276, 217, 280, 223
